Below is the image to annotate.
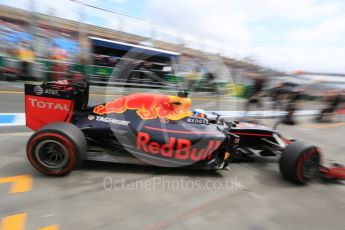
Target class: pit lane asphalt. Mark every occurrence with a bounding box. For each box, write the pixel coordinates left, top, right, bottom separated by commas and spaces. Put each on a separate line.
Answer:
0, 85, 344, 230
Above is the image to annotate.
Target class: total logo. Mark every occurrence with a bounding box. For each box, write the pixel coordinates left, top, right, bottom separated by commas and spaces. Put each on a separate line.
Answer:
95, 116, 130, 126
28, 98, 69, 111
136, 132, 221, 161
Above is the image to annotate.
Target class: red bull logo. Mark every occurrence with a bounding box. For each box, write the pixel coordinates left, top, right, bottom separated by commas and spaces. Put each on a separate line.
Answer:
93, 93, 192, 120
136, 132, 221, 161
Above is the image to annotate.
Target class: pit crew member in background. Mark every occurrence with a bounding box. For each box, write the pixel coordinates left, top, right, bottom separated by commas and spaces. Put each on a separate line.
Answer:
244, 73, 266, 113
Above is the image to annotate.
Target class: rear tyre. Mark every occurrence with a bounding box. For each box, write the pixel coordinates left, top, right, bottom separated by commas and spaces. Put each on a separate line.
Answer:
279, 141, 320, 185
27, 122, 86, 176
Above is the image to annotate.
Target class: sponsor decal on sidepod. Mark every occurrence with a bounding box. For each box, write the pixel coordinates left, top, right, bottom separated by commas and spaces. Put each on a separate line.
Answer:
93, 93, 193, 120
136, 132, 221, 161
95, 116, 130, 126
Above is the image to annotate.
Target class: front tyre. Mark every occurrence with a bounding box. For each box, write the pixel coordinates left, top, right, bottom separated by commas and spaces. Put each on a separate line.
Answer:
279, 141, 320, 185
27, 122, 86, 176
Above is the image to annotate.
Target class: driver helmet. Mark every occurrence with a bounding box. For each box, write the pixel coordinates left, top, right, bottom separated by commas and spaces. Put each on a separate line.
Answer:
192, 109, 208, 119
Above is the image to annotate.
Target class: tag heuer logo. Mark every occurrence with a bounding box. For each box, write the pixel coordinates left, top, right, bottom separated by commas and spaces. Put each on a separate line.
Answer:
88, 115, 95, 120
33, 86, 43, 95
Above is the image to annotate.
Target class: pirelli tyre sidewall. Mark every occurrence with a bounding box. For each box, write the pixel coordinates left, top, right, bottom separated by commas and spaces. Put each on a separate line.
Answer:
27, 122, 86, 176
279, 141, 321, 185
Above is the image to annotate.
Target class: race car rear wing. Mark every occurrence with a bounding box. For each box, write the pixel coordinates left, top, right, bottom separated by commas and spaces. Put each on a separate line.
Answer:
25, 80, 89, 131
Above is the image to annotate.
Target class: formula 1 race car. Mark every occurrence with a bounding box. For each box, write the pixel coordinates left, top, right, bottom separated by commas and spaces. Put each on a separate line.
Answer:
24, 80, 343, 184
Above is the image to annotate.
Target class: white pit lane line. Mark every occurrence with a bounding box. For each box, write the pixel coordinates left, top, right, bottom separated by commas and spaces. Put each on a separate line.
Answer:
0, 132, 32, 137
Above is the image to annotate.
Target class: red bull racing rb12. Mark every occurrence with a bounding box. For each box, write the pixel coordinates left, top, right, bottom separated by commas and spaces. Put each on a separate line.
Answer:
24, 80, 345, 184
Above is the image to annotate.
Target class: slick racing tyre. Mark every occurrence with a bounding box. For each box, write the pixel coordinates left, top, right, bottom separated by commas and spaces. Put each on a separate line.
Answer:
27, 122, 86, 176
279, 141, 320, 185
